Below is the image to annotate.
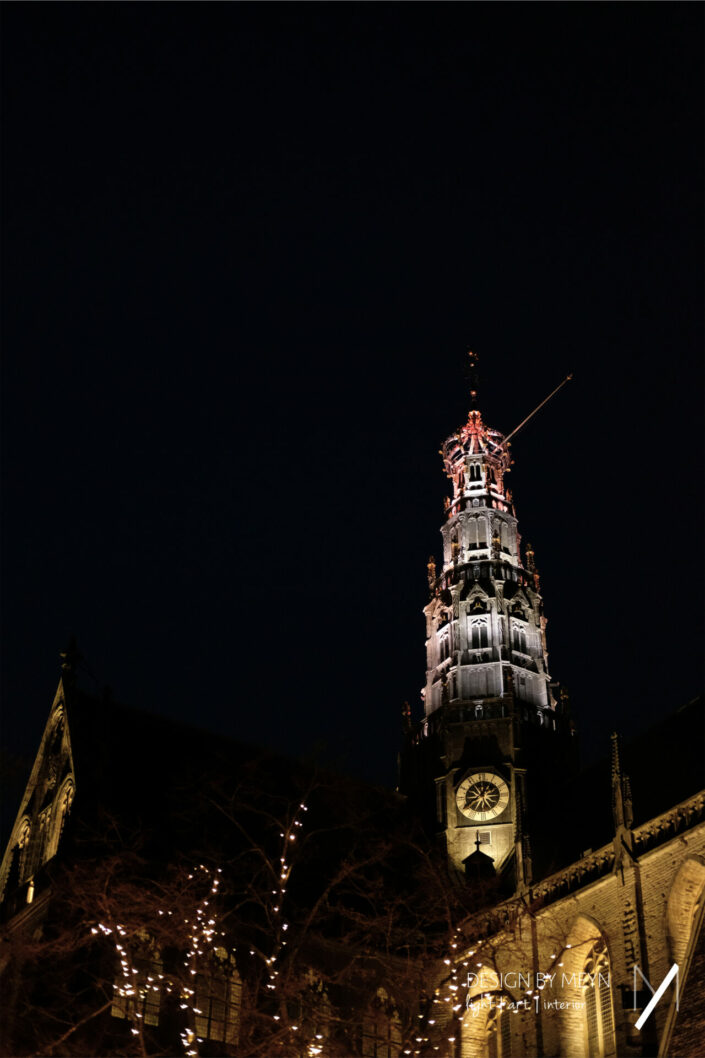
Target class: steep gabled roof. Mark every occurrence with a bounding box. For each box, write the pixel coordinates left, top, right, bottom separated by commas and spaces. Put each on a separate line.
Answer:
540, 694, 705, 874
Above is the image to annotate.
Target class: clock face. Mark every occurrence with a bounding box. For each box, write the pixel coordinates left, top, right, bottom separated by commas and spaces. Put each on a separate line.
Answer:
456, 771, 510, 821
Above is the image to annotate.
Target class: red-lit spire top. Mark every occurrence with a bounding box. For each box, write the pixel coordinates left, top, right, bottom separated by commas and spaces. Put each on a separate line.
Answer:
456, 349, 504, 456
440, 351, 512, 519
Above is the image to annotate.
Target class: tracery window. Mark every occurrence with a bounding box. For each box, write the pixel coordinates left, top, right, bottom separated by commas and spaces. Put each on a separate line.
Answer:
26, 809, 51, 879
486, 1002, 512, 1057
49, 715, 64, 755
583, 942, 615, 1058
289, 974, 332, 1056
461, 994, 513, 1058
194, 951, 242, 1045
17, 818, 32, 883
111, 932, 163, 1028
46, 779, 74, 861
470, 618, 489, 650
511, 625, 527, 654
467, 516, 489, 546
362, 987, 402, 1058
58, 779, 74, 831
467, 518, 478, 550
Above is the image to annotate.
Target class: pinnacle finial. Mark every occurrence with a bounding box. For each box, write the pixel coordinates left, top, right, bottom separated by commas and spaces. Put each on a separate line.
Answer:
467, 350, 479, 408
59, 636, 82, 687
610, 730, 621, 783
402, 701, 412, 733
427, 555, 437, 596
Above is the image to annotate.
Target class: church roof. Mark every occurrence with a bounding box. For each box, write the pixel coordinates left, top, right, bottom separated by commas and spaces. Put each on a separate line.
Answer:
59, 683, 404, 863
544, 694, 704, 872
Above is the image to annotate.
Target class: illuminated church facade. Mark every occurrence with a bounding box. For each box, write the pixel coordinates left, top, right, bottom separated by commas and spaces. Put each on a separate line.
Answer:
1, 357, 704, 1058
398, 358, 705, 1057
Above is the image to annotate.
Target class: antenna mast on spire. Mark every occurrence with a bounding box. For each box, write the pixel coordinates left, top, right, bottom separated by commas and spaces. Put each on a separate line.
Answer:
502, 372, 573, 447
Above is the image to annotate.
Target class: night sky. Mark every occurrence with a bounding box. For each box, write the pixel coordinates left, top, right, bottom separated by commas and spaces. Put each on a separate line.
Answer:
2, 6, 703, 799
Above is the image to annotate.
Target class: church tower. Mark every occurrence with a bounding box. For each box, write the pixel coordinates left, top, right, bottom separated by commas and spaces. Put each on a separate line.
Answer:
400, 354, 574, 889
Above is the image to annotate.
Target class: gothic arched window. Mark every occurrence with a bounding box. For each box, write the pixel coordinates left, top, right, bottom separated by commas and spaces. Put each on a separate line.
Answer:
287, 972, 332, 1055
511, 624, 527, 655
195, 951, 242, 1045
583, 943, 615, 1058
59, 779, 74, 827
486, 1001, 513, 1057
25, 809, 51, 880
467, 518, 478, 550
1, 818, 32, 897
37, 808, 51, 866
362, 987, 402, 1058
111, 931, 163, 1028
17, 818, 32, 883
667, 857, 705, 968
462, 994, 513, 1058
46, 779, 74, 861
470, 618, 489, 650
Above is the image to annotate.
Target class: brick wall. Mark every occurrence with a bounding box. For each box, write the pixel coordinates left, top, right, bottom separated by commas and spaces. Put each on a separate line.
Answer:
456, 817, 705, 1057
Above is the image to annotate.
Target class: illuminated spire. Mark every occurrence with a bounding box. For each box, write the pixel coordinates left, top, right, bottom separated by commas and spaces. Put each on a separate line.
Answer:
611, 731, 633, 831
423, 358, 556, 718
611, 731, 634, 869
401, 353, 574, 887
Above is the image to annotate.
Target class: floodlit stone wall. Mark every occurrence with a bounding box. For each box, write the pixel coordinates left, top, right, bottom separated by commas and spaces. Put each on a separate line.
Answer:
454, 811, 705, 1057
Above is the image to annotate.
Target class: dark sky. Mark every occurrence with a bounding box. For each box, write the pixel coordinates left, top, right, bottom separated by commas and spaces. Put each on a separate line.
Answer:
2, 6, 703, 795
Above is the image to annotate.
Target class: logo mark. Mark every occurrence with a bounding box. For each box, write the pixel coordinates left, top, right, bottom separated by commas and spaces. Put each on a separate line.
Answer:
633, 963, 679, 1030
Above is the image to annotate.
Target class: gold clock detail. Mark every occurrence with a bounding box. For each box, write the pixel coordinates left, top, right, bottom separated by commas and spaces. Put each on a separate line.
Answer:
456, 771, 509, 821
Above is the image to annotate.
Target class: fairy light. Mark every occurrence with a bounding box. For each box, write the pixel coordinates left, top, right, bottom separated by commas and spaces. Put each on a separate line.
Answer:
91, 863, 232, 1058
89, 803, 332, 1055
177, 864, 229, 1056
232, 800, 314, 1045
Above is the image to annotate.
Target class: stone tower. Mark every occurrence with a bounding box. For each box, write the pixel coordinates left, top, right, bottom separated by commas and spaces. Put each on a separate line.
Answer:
400, 354, 574, 889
